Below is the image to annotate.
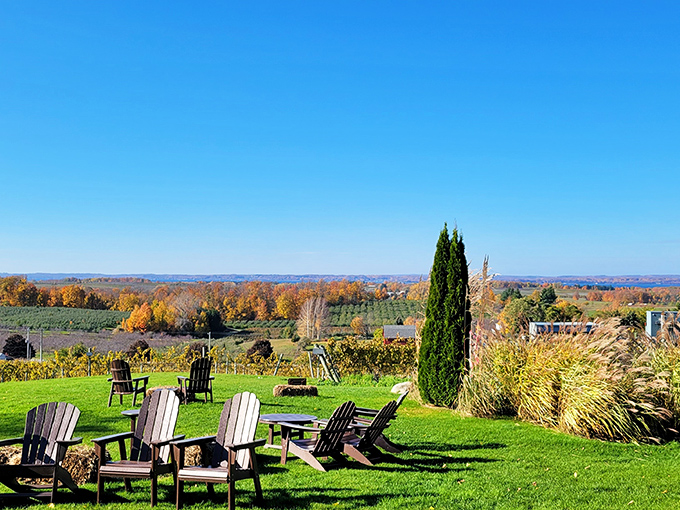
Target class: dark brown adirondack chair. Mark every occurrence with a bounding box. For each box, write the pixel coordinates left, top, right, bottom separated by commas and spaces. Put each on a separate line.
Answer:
341, 400, 399, 465
177, 357, 214, 404
0, 402, 82, 503
172, 391, 265, 510
353, 390, 408, 453
278, 401, 356, 472
108, 359, 149, 407
93, 389, 183, 506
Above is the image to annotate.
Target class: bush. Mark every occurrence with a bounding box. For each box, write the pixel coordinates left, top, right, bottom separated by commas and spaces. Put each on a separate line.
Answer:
185, 341, 208, 361
246, 340, 273, 359
126, 339, 150, 360
2, 334, 35, 359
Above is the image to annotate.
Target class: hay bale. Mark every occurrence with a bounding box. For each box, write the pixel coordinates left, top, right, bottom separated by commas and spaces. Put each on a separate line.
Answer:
183, 443, 214, 466
0, 444, 108, 486
146, 385, 182, 399
273, 384, 318, 397
0, 446, 22, 465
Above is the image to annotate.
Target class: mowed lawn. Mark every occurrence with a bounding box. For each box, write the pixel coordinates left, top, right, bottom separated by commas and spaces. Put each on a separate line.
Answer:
2, 374, 680, 509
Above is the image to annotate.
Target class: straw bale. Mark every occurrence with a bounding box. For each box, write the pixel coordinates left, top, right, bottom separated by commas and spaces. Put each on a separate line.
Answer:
273, 384, 318, 397
0, 444, 109, 486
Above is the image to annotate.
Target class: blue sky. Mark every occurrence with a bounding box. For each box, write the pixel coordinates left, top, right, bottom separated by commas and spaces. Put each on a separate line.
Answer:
1, 2, 678, 277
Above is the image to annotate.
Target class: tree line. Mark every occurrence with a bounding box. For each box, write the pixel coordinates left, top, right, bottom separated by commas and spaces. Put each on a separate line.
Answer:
0, 276, 423, 334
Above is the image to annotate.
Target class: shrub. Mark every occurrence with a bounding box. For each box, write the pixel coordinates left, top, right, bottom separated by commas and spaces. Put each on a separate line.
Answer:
126, 339, 150, 360
247, 340, 273, 359
2, 334, 35, 359
185, 341, 208, 361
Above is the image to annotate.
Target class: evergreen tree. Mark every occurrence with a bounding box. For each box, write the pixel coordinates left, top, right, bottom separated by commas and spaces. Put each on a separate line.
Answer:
540, 286, 558, 305
2, 334, 35, 359
418, 224, 471, 407
418, 224, 451, 404
448, 229, 471, 391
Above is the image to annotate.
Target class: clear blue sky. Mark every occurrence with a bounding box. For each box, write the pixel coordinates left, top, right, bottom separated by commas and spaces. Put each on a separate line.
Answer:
1, 2, 678, 277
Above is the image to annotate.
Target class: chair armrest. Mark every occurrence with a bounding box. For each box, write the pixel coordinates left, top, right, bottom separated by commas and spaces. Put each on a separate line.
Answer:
132, 375, 149, 383
170, 435, 216, 449
56, 437, 83, 447
209, 376, 215, 380
91, 431, 134, 446
177, 376, 188, 382
150, 434, 185, 448
354, 407, 379, 416
223, 438, 267, 451
0, 437, 23, 447
107, 377, 113, 382
121, 409, 140, 419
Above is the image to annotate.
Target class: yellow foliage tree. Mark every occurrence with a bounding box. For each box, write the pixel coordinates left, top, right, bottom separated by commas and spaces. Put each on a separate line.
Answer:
122, 303, 153, 332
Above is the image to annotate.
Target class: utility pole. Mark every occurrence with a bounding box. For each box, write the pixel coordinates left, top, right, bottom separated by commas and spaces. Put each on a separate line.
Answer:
26, 327, 30, 360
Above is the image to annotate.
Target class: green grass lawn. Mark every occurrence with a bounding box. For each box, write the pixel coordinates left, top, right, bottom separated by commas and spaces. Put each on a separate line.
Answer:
2, 375, 680, 509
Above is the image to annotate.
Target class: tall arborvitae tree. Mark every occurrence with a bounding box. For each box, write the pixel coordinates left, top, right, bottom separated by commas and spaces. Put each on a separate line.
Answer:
418, 224, 451, 404
418, 224, 471, 407
446, 228, 471, 403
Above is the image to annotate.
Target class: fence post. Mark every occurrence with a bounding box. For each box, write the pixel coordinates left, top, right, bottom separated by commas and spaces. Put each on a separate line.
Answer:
273, 354, 283, 376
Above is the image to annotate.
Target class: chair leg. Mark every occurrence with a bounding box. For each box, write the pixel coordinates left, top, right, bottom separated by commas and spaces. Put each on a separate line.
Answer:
375, 435, 403, 454
228, 478, 235, 510
50, 470, 59, 504
251, 451, 263, 503
97, 473, 104, 504
108, 387, 114, 407
151, 474, 158, 507
342, 444, 373, 466
206, 483, 215, 498
176, 479, 184, 510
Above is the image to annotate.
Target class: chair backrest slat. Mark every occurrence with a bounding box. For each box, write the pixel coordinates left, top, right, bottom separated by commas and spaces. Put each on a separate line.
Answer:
313, 401, 356, 456
21, 402, 80, 465
359, 400, 398, 449
111, 359, 134, 394
212, 392, 261, 469
130, 390, 180, 463
187, 358, 212, 393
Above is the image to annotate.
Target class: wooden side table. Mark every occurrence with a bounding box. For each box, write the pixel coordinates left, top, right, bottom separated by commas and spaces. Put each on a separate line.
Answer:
259, 413, 317, 463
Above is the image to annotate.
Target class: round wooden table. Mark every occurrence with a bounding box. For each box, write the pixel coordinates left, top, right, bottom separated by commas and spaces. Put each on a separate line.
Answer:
259, 413, 317, 463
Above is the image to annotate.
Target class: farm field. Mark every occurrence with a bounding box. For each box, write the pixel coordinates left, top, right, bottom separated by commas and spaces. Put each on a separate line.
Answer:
1, 375, 680, 509
0, 306, 130, 331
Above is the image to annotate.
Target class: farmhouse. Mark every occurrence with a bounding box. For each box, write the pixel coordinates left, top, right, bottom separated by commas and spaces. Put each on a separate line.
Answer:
382, 324, 416, 344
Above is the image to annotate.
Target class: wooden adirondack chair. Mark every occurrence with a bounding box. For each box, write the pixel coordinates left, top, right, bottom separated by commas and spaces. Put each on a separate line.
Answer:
278, 401, 356, 472
172, 391, 265, 510
108, 359, 150, 407
352, 391, 408, 454
177, 357, 214, 404
341, 400, 399, 465
93, 389, 183, 506
0, 402, 82, 503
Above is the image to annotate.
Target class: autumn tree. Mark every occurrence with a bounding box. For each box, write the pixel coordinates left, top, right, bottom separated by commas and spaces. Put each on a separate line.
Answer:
61, 285, 86, 308
122, 303, 154, 332
297, 297, 329, 340
0, 276, 38, 306
350, 316, 368, 336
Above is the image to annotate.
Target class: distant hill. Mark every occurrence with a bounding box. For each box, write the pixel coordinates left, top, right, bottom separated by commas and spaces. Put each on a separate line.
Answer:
0, 273, 427, 284
2, 272, 679, 287
495, 275, 680, 287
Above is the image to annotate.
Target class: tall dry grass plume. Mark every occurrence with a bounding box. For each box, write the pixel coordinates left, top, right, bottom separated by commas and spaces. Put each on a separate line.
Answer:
460, 318, 680, 442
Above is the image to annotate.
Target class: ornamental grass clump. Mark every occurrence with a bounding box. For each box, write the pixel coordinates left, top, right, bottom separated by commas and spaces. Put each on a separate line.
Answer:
460, 319, 678, 442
